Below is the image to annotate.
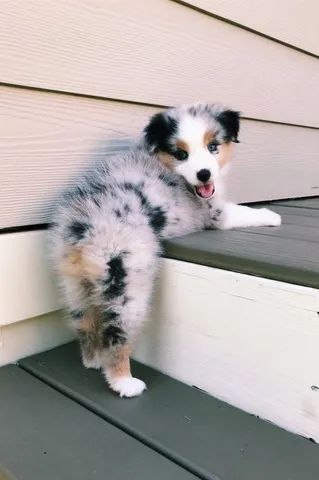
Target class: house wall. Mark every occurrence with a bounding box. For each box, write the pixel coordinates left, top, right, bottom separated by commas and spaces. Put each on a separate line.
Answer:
1, 0, 319, 229
180, 0, 319, 55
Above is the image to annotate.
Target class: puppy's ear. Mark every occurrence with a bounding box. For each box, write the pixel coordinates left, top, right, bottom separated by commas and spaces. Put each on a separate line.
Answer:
143, 112, 177, 153
217, 110, 240, 143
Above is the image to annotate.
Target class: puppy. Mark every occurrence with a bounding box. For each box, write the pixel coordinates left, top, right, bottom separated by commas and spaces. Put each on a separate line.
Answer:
49, 103, 281, 397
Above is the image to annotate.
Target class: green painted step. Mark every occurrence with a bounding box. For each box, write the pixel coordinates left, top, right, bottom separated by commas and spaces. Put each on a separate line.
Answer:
0, 366, 197, 480
273, 198, 319, 209
21, 342, 319, 480
164, 199, 319, 289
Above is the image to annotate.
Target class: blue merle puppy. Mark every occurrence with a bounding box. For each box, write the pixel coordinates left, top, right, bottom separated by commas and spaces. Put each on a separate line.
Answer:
49, 103, 281, 398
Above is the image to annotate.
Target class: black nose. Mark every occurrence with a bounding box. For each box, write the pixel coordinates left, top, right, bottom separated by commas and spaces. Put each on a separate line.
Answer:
197, 169, 211, 182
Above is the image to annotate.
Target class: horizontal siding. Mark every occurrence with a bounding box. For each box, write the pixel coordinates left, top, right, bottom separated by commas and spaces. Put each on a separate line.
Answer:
1, 86, 319, 228
0, 0, 318, 127
180, 0, 319, 56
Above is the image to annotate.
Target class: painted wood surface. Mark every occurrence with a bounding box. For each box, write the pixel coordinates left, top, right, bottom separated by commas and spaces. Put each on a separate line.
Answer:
0, 230, 58, 326
1, 86, 319, 228
3, 258, 319, 441
0, 312, 74, 366
1, 224, 319, 439
164, 201, 319, 290
179, 0, 319, 55
1, 199, 318, 327
1, 0, 318, 126
0, 366, 195, 480
135, 259, 319, 442
20, 342, 319, 480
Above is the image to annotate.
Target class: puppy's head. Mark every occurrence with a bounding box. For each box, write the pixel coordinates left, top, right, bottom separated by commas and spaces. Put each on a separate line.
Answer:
143, 103, 240, 199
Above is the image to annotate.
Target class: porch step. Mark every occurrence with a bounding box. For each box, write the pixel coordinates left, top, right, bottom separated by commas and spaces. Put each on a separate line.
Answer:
18, 342, 319, 480
164, 198, 319, 289
0, 364, 196, 480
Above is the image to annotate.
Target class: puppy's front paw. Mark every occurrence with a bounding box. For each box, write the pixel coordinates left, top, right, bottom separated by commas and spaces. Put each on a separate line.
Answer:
259, 208, 282, 227
108, 376, 147, 398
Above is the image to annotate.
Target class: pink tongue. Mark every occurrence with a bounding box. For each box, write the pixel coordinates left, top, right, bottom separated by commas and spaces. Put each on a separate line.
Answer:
196, 183, 215, 198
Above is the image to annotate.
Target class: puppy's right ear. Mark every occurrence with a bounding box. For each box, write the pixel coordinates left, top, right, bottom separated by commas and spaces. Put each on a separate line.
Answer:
217, 109, 240, 143
143, 112, 177, 153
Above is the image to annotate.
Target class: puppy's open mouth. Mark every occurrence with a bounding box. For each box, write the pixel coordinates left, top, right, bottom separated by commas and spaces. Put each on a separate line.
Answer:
194, 183, 215, 199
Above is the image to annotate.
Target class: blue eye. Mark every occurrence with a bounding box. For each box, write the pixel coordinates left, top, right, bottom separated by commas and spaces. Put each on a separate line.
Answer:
173, 149, 188, 161
207, 142, 218, 154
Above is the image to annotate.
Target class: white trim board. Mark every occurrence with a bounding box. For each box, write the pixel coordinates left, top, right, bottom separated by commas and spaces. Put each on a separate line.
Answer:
0, 230, 58, 326
1, 229, 319, 441
134, 259, 319, 442
0, 311, 75, 367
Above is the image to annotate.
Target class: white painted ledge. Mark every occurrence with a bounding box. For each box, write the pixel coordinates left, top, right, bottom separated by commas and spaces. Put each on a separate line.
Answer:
0, 311, 74, 367
0, 230, 58, 326
135, 259, 319, 442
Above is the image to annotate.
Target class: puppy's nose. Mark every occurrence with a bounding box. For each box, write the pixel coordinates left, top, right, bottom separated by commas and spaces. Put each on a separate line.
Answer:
197, 169, 211, 183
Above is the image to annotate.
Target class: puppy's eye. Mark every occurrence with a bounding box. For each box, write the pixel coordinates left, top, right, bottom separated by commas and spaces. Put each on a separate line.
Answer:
173, 149, 188, 161
207, 142, 218, 154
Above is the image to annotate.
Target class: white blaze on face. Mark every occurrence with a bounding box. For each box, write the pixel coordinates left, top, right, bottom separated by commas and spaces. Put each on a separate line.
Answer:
174, 115, 221, 187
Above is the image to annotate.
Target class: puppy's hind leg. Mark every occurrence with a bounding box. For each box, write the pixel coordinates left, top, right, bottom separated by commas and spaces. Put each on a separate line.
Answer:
58, 246, 105, 370
99, 278, 154, 397
70, 224, 161, 397
98, 248, 159, 397
103, 343, 146, 398
72, 307, 102, 370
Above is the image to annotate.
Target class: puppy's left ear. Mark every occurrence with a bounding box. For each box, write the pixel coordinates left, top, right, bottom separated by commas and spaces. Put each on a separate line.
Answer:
218, 110, 240, 143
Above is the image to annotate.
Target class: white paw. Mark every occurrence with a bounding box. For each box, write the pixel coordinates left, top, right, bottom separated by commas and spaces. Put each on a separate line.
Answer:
259, 208, 282, 227
108, 376, 147, 398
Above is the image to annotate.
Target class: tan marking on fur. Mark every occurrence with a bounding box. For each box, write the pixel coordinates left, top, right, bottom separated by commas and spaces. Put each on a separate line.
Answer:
218, 142, 234, 167
203, 130, 215, 147
176, 139, 189, 152
0, 468, 15, 480
107, 345, 132, 378
78, 307, 98, 332
59, 246, 102, 281
158, 152, 175, 170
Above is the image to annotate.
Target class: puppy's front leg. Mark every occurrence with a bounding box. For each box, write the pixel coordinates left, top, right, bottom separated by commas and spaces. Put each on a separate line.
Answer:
212, 202, 281, 230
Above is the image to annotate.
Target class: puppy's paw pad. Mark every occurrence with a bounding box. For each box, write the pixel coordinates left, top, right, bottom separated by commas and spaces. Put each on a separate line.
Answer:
109, 377, 147, 398
259, 208, 282, 227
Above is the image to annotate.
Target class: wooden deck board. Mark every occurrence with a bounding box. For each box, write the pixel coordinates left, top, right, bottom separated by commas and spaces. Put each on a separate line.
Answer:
273, 198, 319, 209
20, 342, 319, 480
237, 223, 319, 242
268, 204, 319, 217
164, 198, 319, 289
0, 365, 196, 480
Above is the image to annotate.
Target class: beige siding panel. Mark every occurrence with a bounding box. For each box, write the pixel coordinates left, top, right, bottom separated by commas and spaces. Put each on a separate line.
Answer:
0, 0, 318, 127
0, 87, 150, 229
181, 0, 319, 56
1, 86, 319, 228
